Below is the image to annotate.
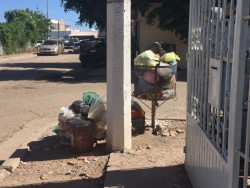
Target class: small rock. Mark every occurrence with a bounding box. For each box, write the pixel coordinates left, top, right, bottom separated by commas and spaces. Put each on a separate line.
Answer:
176, 129, 184, 134
20, 161, 28, 165
149, 159, 156, 163
170, 131, 177, 137
122, 148, 135, 155
40, 174, 48, 180
0, 169, 10, 180
161, 130, 170, 137
84, 158, 90, 164
146, 145, 151, 149
65, 171, 72, 175
77, 156, 85, 160
67, 161, 77, 165
79, 172, 89, 178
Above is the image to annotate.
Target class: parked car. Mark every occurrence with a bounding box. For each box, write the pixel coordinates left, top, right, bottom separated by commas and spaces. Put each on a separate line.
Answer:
64, 38, 79, 49
72, 42, 80, 53
79, 39, 106, 68
35, 40, 44, 50
38, 39, 64, 55
64, 40, 73, 49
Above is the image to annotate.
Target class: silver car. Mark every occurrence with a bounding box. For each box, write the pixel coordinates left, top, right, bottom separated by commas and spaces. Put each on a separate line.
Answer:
72, 42, 80, 53
38, 39, 64, 55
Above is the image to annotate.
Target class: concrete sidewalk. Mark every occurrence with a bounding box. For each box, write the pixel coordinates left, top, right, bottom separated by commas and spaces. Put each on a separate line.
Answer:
103, 73, 189, 188
0, 71, 188, 187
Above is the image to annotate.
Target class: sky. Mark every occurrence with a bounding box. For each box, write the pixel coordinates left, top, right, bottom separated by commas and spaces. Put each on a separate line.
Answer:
0, 0, 93, 31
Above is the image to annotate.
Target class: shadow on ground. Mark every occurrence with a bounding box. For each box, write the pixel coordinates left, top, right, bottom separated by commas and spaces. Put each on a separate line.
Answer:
4, 179, 103, 188
0, 59, 187, 84
105, 164, 192, 188
0, 61, 107, 83
17, 135, 109, 162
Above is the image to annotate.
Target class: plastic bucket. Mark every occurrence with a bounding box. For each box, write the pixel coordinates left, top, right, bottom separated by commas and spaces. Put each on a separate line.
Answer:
71, 119, 95, 154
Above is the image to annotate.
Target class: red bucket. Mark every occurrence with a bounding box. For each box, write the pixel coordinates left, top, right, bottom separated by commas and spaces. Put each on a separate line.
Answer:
71, 119, 95, 154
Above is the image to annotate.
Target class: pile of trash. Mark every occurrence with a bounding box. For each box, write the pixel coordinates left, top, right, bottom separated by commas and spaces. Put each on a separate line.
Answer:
133, 42, 180, 100
54, 92, 107, 147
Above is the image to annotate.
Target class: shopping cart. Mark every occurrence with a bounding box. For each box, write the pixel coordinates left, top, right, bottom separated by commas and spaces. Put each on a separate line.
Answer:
132, 61, 178, 134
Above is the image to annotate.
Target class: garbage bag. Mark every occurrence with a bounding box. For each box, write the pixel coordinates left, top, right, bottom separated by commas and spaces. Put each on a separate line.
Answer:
69, 100, 91, 117
88, 95, 107, 140
157, 61, 177, 76
68, 116, 90, 128
161, 52, 180, 62
131, 101, 145, 118
158, 75, 172, 87
95, 122, 106, 141
134, 50, 160, 67
58, 107, 75, 123
143, 70, 159, 84
134, 78, 155, 95
145, 42, 166, 57
69, 100, 84, 114
82, 92, 100, 106
81, 104, 91, 118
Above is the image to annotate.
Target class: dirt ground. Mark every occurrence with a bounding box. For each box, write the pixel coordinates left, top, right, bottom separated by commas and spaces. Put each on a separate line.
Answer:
0, 120, 192, 188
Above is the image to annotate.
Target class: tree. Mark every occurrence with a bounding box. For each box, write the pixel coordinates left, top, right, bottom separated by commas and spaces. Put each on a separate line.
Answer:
60, 0, 189, 41
0, 9, 50, 54
146, 0, 190, 42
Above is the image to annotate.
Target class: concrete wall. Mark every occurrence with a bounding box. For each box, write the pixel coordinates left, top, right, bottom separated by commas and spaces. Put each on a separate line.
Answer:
138, 5, 188, 70
49, 30, 99, 39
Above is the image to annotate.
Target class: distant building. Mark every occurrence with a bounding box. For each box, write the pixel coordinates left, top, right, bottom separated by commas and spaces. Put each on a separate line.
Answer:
50, 19, 68, 31
49, 19, 99, 40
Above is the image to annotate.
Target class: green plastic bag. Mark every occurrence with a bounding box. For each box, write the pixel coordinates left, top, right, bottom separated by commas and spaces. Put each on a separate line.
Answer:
82, 92, 100, 106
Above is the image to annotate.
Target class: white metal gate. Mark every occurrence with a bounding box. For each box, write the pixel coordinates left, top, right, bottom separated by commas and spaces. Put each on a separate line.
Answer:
186, 0, 250, 187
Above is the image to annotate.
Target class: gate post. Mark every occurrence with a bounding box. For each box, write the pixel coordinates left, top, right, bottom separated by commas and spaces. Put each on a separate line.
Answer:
227, 0, 249, 187
106, 0, 132, 151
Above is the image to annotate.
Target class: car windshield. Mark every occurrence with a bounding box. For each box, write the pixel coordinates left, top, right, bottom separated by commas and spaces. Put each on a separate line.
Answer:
74, 43, 80, 47
37, 40, 43, 43
81, 41, 103, 50
44, 40, 58, 45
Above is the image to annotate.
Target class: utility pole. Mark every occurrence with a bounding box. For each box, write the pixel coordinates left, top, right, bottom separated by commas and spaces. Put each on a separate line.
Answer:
106, 0, 132, 151
58, 20, 60, 39
46, 0, 48, 39
46, 0, 48, 21
36, 1, 39, 12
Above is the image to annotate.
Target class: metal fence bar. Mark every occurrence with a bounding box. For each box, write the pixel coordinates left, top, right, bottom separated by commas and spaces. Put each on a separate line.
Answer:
243, 76, 250, 188
200, 0, 206, 130
197, 0, 202, 125
206, 0, 213, 136
227, 0, 249, 186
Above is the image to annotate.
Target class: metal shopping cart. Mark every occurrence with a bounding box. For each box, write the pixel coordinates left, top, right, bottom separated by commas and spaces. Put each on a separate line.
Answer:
132, 61, 178, 134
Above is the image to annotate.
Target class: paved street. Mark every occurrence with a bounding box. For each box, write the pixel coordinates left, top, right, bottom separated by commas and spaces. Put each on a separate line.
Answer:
0, 51, 187, 165
0, 52, 107, 147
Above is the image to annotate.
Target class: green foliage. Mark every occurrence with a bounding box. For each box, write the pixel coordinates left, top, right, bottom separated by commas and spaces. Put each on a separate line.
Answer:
60, 0, 189, 42
61, 0, 106, 29
146, 0, 190, 42
0, 9, 50, 54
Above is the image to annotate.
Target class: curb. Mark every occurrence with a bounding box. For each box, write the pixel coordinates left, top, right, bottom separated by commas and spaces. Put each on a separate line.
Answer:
0, 117, 57, 172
